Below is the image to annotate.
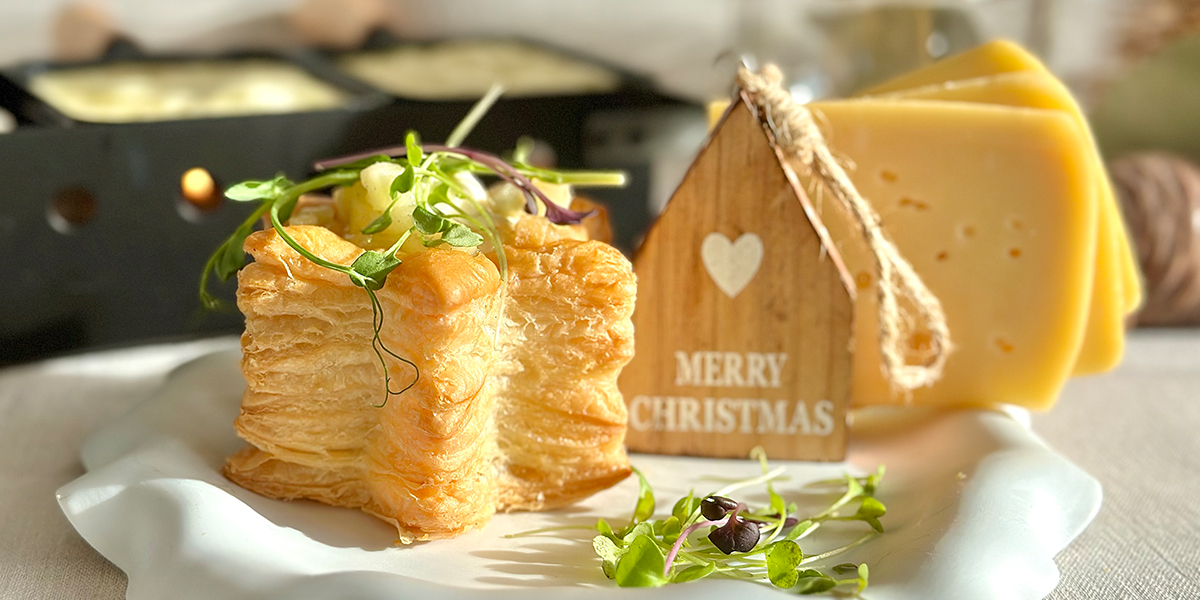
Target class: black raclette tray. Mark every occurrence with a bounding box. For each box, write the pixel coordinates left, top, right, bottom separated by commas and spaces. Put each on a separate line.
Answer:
2, 47, 392, 127
325, 33, 657, 101
0, 40, 694, 365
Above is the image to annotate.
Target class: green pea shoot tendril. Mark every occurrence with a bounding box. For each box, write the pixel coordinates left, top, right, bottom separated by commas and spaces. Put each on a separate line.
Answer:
199, 85, 626, 408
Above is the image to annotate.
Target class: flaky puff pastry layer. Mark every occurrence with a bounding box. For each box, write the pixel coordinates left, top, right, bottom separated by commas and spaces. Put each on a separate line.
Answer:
224, 218, 635, 542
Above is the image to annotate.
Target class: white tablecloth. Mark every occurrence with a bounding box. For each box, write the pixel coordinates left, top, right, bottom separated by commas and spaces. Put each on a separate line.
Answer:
1, 331, 1198, 599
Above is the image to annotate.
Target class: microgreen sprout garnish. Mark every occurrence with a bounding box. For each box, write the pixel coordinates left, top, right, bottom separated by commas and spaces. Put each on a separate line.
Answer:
199, 84, 626, 407
314, 143, 615, 226
584, 449, 886, 594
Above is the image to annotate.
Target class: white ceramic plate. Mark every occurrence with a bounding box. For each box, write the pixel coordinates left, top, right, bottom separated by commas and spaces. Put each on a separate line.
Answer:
57, 347, 1100, 600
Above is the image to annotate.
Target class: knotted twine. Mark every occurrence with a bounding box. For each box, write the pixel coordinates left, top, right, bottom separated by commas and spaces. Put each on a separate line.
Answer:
737, 64, 950, 392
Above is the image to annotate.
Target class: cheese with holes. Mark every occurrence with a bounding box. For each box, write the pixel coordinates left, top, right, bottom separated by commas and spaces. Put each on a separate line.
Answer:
802, 100, 1099, 409
863, 70, 1129, 374
861, 41, 1142, 318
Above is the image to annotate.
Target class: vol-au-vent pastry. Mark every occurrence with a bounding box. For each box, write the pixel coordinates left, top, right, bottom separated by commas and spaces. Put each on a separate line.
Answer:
202, 116, 636, 542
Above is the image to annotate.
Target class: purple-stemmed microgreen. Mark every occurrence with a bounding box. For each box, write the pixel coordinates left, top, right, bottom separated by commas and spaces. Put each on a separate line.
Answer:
200, 86, 626, 408
664, 512, 729, 577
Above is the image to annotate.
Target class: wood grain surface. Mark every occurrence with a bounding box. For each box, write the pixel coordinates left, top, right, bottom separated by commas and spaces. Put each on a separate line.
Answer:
619, 94, 854, 461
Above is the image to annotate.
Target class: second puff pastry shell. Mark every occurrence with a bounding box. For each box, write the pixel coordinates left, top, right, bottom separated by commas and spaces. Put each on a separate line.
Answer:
224, 216, 636, 542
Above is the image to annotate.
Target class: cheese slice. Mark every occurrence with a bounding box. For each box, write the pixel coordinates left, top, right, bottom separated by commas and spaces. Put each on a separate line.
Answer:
864, 72, 1125, 374
861, 39, 1050, 95
803, 100, 1099, 409
860, 41, 1142, 318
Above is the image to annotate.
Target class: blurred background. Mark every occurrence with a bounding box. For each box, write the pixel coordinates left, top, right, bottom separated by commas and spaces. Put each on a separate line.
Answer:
0, 0, 1198, 365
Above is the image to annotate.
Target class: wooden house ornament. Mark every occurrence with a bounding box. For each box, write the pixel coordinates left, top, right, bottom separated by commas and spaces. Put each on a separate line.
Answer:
619, 89, 856, 461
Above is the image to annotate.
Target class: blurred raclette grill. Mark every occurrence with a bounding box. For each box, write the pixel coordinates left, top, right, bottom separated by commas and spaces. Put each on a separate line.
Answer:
0, 40, 697, 364
337, 39, 624, 100
25, 57, 355, 123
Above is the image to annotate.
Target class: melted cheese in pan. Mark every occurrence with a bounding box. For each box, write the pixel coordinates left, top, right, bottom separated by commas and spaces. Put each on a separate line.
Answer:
338, 40, 620, 100
29, 59, 348, 122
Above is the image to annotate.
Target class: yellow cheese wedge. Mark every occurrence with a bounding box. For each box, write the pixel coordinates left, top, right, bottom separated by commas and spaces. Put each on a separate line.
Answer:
869, 71, 1066, 109
860, 41, 1142, 318
865, 72, 1126, 374
804, 100, 1099, 409
861, 39, 1050, 94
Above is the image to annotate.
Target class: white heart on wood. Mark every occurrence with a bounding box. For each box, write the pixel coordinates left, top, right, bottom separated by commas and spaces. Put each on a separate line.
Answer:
701, 232, 764, 298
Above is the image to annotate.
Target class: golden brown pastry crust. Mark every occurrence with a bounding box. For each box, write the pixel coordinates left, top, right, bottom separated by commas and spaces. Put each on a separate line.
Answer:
493, 228, 636, 511
224, 218, 635, 542
571, 196, 614, 245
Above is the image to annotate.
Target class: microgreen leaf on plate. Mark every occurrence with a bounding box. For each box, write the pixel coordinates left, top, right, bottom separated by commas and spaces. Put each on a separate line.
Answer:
795, 571, 838, 595
858, 497, 887, 519
552, 449, 888, 595
593, 535, 621, 580
832, 562, 859, 574
766, 540, 804, 588
614, 535, 667, 588
672, 563, 715, 584
629, 468, 656, 529
671, 491, 698, 523
597, 518, 617, 541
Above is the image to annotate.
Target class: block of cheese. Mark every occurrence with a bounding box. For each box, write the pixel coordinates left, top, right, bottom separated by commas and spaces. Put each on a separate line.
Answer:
863, 71, 1126, 374
861, 39, 1050, 94
861, 41, 1142, 318
803, 99, 1099, 409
